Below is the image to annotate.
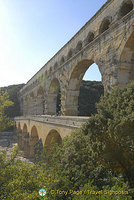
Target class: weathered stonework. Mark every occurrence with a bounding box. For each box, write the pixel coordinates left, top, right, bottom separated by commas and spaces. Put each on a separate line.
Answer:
18, 0, 134, 117
15, 0, 134, 157
15, 116, 89, 157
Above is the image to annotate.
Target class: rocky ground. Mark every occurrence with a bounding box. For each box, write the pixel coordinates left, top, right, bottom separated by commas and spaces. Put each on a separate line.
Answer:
0, 131, 34, 163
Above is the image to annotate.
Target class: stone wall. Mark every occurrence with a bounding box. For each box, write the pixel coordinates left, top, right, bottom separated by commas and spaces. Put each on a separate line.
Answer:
18, 0, 134, 116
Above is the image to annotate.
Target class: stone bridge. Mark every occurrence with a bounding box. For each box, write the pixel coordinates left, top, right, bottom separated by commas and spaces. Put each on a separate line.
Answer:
15, 0, 134, 157
15, 116, 88, 157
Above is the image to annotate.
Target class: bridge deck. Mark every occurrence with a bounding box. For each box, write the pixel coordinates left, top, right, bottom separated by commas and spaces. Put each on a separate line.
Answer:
15, 115, 89, 129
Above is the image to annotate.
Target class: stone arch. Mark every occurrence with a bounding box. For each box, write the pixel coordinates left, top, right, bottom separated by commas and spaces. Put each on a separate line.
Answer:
48, 78, 61, 115
76, 41, 83, 53
22, 123, 28, 149
67, 49, 73, 59
60, 56, 65, 65
29, 126, 39, 158
37, 86, 44, 115
45, 129, 62, 152
99, 17, 111, 34
64, 59, 102, 116
85, 32, 95, 45
118, 30, 134, 86
118, 0, 133, 19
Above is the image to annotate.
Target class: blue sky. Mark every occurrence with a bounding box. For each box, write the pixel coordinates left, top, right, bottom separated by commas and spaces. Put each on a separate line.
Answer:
0, 0, 107, 87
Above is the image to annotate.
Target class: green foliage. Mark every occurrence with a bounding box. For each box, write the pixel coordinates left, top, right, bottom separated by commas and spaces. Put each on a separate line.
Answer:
1, 84, 24, 118
72, 179, 132, 200
78, 80, 104, 116
0, 81, 133, 199
82, 81, 134, 187
0, 90, 14, 131
40, 130, 122, 199
0, 146, 54, 200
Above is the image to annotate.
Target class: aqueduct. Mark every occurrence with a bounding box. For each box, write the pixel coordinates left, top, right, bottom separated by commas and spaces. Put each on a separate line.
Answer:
15, 0, 134, 158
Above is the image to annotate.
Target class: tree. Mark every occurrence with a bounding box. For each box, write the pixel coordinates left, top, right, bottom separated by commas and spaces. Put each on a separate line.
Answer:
0, 145, 54, 200
1, 84, 24, 118
0, 90, 14, 131
82, 81, 134, 188
78, 80, 104, 116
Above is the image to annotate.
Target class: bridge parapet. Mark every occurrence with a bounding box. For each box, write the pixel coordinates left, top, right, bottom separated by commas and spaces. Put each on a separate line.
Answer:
15, 115, 89, 129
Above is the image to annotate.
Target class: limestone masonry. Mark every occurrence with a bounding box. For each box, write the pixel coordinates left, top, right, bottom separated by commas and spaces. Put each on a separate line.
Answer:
15, 0, 134, 158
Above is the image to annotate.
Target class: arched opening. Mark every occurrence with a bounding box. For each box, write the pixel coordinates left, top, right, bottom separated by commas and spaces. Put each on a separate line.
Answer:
29, 126, 39, 158
22, 124, 28, 149
18, 122, 21, 131
60, 56, 65, 65
67, 49, 73, 59
99, 18, 111, 34
45, 129, 62, 152
65, 60, 104, 116
37, 86, 44, 115
119, 0, 133, 18
86, 32, 95, 45
76, 41, 82, 53
48, 78, 61, 115
118, 31, 134, 86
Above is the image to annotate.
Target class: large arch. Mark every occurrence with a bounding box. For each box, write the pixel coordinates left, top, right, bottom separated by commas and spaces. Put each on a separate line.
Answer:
37, 86, 44, 115
47, 78, 61, 115
29, 126, 39, 158
45, 129, 62, 152
118, 30, 134, 86
64, 59, 102, 116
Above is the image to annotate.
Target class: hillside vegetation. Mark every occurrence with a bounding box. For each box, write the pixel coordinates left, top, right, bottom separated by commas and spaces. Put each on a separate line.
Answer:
79, 80, 104, 116
0, 81, 133, 200
0, 84, 25, 118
